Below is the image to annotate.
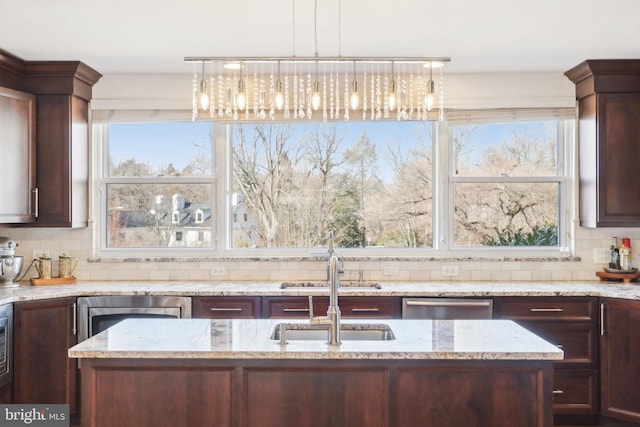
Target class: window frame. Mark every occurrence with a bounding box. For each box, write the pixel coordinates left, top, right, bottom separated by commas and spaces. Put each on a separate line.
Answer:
443, 112, 573, 257
92, 109, 575, 259
93, 121, 221, 257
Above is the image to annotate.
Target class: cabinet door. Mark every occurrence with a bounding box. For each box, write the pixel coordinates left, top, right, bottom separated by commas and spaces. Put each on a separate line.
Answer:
600, 298, 640, 423
595, 93, 640, 226
13, 298, 78, 414
34, 95, 88, 227
0, 87, 36, 223
245, 366, 387, 427
192, 297, 261, 318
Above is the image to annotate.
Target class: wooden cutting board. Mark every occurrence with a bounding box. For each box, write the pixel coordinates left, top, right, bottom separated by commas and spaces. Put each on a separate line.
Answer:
30, 277, 77, 286
596, 271, 640, 284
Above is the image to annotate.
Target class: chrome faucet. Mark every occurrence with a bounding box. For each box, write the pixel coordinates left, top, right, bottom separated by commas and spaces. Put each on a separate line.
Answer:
308, 231, 341, 345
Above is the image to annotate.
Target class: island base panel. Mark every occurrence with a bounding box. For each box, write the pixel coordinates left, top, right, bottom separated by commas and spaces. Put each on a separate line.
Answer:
80, 359, 553, 427
82, 361, 234, 427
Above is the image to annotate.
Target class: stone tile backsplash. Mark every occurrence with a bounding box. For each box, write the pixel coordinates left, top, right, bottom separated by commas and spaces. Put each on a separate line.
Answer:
0, 226, 634, 282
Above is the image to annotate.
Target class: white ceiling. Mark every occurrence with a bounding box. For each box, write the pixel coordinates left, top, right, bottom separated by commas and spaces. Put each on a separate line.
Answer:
1, 0, 640, 76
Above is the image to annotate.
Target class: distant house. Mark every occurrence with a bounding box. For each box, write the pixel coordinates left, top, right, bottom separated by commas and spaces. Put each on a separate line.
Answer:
111, 194, 212, 247
231, 193, 256, 247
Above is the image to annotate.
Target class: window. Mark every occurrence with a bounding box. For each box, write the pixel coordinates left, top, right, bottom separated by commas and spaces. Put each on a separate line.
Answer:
446, 110, 572, 251
230, 121, 434, 249
95, 108, 573, 256
99, 121, 216, 250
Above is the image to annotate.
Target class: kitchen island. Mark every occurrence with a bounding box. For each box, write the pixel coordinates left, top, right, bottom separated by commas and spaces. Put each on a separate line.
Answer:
70, 318, 562, 427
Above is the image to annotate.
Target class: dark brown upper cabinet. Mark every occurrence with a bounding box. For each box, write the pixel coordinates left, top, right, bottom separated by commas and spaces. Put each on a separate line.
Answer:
0, 49, 101, 227
566, 60, 640, 227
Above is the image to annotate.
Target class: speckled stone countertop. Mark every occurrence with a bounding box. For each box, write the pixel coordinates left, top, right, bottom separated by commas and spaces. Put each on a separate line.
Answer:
68, 318, 564, 361
1, 280, 640, 303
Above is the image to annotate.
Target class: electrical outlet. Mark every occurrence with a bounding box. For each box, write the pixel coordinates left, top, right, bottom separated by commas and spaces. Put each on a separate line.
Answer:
442, 265, 459, 276
383, 265, 400, 276
593, 247, 610, 264
211, 267, 227, 276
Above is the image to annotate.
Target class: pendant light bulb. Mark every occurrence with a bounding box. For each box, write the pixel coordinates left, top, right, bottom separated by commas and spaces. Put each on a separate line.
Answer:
350, 80, 359, 110
275, 80, 284, 110
199, 79, 210, 111
426, 79, 435, 111
236, 78, 246, 110
312, 80, 321, 110
198, 61, 210, 111
388, 79, 396, 111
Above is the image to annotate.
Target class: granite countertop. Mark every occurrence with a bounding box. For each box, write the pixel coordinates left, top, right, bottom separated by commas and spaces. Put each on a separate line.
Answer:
68, 317, 564, 361
1, 280, 640, 304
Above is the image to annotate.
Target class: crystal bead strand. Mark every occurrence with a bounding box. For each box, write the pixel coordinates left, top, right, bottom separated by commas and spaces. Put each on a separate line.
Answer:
399, 79, 406, 120
322, 73, 328, 123
253, 72, 259, 119
217, 70, 224, 118
329, 66, 335, 120
209, 74, 215, 118
383, 75, 389, 119
191, 65, 198, 121
334, 68, 340, 119
284, 76, 290, 119
439, 66, 444, 122
417, 72, 424, 120
344, 65, 349, 121
299, 74, 305, 118
362, 70, 367, 120
369, 67, 376, 120
370, 69, 375, 120
409, 72, 414, 119
259, 77, 267, 119
243, 69, 249, 120
306, 68, 312, 119
231, 69, 238, 120
269, 73, 275, 120
293, 72, 298, 119
225, 76, 232, 117
375, 73, 381, 120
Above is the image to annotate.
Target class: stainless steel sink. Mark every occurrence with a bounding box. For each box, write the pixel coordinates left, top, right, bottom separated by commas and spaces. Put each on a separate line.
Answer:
270, 323, 396, 341
279, 281, 382, 289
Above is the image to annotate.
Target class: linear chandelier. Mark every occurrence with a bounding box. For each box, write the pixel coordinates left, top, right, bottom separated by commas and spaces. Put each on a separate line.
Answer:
185, 56, 450, 123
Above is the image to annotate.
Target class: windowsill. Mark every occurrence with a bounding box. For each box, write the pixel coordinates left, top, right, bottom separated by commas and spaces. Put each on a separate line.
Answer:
87, 256, 581, 263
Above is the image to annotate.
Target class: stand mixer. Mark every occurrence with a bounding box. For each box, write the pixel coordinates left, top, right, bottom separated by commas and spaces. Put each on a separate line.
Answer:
0, 237, 23, 288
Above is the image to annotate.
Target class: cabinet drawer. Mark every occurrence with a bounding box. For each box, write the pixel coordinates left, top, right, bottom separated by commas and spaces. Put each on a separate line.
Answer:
263, 296, 402, 319
518, 322, 597, 366
494, 297, 596, 321
263, 297, 313, 318
552, 369, 598, 414
193, 297, 261, 318
314, 297, 401, 319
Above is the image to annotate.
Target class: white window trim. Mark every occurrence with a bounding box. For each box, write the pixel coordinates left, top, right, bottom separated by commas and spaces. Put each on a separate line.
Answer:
91, 109, 575, 259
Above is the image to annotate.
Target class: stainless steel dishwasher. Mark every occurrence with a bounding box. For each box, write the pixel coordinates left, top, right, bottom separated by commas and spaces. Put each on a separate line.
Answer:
402, 298, 493, 319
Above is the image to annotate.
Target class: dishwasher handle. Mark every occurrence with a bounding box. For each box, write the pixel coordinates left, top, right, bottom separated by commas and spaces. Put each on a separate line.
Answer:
404, 300, 492, 308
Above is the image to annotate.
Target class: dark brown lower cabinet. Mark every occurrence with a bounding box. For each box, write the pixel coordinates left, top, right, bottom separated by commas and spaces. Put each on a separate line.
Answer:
600, 298, 640, 424
13, 298, 78, 415
494, 297, 599, 425
79, 358, 553, 427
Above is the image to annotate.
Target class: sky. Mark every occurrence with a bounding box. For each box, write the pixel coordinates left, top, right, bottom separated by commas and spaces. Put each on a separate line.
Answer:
108, 120, 433, 176
107, 119, 556, 178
